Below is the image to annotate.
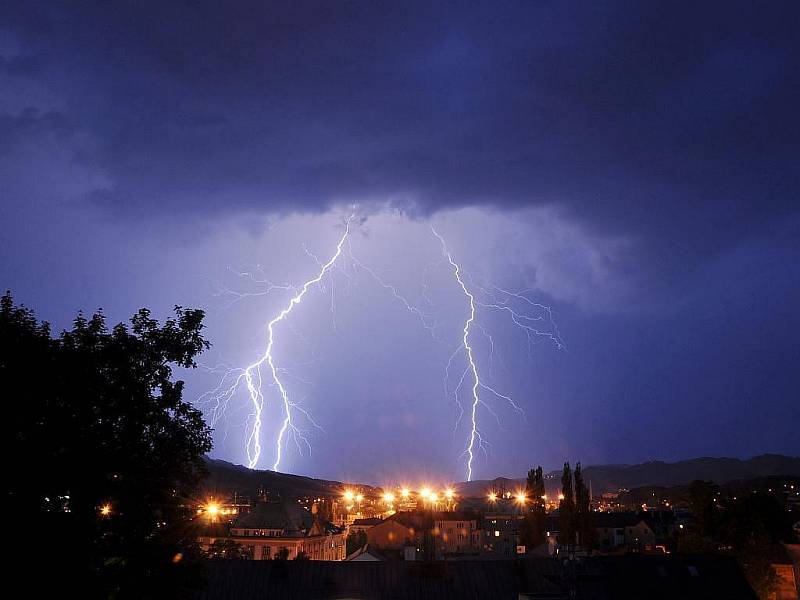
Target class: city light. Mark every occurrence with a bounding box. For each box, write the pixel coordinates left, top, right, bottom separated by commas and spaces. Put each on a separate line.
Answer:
206, 502, 220, 516
343, 490, 354, 502
355, 494, 364, 503
488, 492, 497, 502
558, 493, 565, 501
100, 503, 111, 516
429, 493, 439, 503
445, 489, 454, 499
515, 492, 526, 504
383, 492, 395, 504
401, 488, 410, 499
420, 487, 431, 499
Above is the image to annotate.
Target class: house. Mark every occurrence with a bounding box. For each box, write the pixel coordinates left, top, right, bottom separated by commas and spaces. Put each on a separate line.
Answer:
198, 502, 346, 561
366, 516, 415, 550
544, 513, 656, 555
433, 511, 482, 556
594, 512, 656, 553
364, 511, 482, 559
483, 512, 524, 556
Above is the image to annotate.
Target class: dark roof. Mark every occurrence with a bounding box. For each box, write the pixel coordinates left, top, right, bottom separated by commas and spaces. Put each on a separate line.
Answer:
388, 510, 479, 529
192, 555, 757, 600
345, 543, 390, 561
352, 517, 383, 526
431, 511, 480, 522
232, 502, 313, 532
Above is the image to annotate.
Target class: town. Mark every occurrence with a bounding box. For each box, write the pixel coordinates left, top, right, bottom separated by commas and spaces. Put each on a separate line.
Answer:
190, 460, 800, 598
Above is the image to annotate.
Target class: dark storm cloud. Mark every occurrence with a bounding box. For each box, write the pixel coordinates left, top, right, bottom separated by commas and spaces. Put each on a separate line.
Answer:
2, 2, 799, 478
3, 1, 798, 255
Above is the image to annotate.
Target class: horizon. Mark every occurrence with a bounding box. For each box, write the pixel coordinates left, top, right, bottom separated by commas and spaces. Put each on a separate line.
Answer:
208, 452, 800, 489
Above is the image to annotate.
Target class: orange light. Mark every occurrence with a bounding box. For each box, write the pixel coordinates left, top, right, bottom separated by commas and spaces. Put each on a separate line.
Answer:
356, 494, 364, 503
515, 492, 526, 504
383, 492, 395, 503
401, 488, 410, 498
445, 489, 454, 499
100, 504, 111, 516
420, 487, 431, 499
343, 490, 354, 502
558, 493, 565, 501
488, 492, 497, 502
206, 502, 219, 516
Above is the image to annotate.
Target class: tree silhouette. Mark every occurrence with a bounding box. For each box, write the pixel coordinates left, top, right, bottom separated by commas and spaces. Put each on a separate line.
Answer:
559, 462, 576, 549
3, 292, 212, 597
519, 466, 547, 549
573, 462, 595, 549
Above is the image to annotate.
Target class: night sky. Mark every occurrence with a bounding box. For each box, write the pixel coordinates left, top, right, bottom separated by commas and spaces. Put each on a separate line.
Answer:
2, 1, 798, 484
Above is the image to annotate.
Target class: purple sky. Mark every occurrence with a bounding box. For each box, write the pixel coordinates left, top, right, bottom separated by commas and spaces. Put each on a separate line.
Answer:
1, 1, 798, 484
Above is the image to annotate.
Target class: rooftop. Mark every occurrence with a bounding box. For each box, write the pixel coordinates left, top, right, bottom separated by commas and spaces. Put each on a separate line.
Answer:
193, 555, 757, 600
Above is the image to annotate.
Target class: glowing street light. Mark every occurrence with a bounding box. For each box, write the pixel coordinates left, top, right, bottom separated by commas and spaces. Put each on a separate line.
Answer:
355, 493, 364, 503
488, 492, 498, 502
445, 489, 454, 500
420, 487, 432, 500
401, 488, 410, 499
100, 503, 112, 516
206, 502, 220, 517
515, 492, 526, 504
343, 490, 354, 502
383, 492, 395, 504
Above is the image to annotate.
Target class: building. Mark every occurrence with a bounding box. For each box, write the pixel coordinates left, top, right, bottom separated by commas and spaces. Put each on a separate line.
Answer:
349, 517, 382, 535
199, 502, 346, 561
366, 517, 415, 550
544, 513, 656, 555
483, 512, 524, 556
594, 513, 656, 553
433, 511, 482, 556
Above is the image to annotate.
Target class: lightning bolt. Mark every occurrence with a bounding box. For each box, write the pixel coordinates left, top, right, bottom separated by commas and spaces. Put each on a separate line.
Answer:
204, 216, 353, 471
201, 215, 561, 479
432, 226, 562, 481
431, 227, 484, 482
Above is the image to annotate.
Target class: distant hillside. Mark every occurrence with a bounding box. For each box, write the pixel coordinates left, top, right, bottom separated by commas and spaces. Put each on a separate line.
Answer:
455, 454, 800, 497
202, 458, 376, 499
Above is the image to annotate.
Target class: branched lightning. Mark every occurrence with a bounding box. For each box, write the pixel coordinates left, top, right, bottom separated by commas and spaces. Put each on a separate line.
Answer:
432, 227, 484, 482
202, 216, 561, 480
432, 226, 562, 481
204, 216, 353, 471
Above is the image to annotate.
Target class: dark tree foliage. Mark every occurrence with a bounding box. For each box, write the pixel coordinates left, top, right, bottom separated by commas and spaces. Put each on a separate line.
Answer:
3, 292, 212, 598
559, 462, 576, 548
688, 480, 720, 539
273, 547, 291, 561
519, 466, 547, 549
679, 480, 792, 599
573, 463, 596, 548
346, 529, 368, 556
206, 539, 247, 560
294, 550, 310, 561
